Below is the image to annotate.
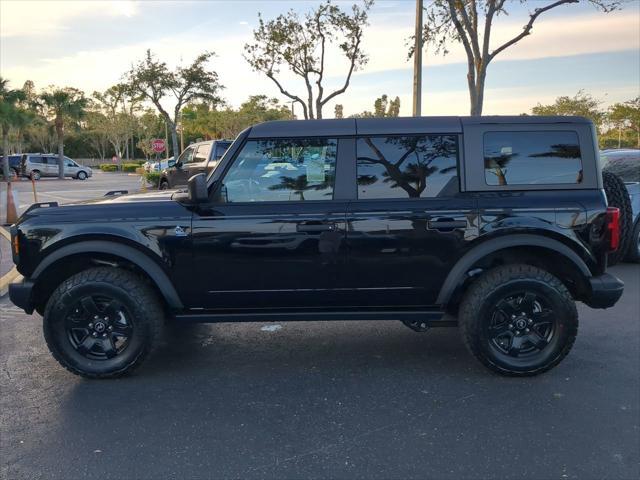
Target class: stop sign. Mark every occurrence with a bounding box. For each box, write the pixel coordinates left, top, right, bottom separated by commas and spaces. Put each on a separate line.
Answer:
151, 139, 166, 153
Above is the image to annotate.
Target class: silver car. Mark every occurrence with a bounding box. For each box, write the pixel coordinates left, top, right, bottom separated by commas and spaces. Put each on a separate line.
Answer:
23, 154, 93, 180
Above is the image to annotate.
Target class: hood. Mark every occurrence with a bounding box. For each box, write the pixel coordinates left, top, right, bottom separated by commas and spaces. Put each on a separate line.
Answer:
16, 189, 189, 226
67, 189, 178, 206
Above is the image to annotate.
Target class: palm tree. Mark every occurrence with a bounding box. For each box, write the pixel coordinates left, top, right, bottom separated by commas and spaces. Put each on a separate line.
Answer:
0, 77, 26, 180
39, 87, 88, 178
269, 174, 333, 201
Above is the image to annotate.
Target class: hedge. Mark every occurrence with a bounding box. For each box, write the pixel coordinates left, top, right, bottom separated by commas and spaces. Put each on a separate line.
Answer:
99, 163, 143, 172
144, 171, 161, 187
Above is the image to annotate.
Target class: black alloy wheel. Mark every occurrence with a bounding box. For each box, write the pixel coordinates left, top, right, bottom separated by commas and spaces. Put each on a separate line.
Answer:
65, 295, 133, 360
486, 292, 556, 359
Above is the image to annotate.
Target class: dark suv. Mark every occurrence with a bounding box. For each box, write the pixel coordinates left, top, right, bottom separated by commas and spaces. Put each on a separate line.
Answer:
159, 139, 231, 190
8, 116, 624, 378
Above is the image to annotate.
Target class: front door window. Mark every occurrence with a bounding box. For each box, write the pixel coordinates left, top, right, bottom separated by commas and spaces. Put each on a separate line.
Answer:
221, 138, 338, 202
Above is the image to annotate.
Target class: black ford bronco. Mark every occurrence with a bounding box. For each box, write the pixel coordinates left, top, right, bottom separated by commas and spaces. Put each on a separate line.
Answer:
9, 116, 624, 378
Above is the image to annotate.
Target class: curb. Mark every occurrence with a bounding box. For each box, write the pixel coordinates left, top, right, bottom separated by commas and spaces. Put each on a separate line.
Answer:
0, 226, 20, 297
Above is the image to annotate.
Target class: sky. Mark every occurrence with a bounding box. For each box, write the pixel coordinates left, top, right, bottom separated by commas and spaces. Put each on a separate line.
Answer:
1, 0, 639, 118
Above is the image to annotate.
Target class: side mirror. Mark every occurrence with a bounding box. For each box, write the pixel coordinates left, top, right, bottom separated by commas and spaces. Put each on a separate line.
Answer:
188, 173, 208, 203
175, 160, 183, 169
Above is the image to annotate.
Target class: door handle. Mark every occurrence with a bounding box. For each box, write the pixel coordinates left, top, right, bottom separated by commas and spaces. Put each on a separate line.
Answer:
428, 218, 468, 230
296, 222, 336, 232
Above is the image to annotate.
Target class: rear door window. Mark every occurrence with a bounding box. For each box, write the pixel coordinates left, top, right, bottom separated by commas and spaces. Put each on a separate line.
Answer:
483, 131, 583, 185
356, 135, 459, 199
194, 143, 211, 163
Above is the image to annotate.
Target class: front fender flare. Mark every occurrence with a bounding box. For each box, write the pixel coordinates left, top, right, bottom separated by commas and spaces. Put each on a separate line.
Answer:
436, 234, 592, 306
32, 240, 184, 309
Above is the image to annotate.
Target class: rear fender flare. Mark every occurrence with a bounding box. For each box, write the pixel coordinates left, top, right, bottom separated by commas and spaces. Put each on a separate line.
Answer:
436, 234, 592, 305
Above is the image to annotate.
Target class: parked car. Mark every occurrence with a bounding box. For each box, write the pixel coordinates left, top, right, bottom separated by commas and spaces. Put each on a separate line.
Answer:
143, 157, 174, 173
159, 140, 231, 189
601, 149, 640, 262
9, 116, 624, 378
1, 154, 22, 179
21, 153, 92, 180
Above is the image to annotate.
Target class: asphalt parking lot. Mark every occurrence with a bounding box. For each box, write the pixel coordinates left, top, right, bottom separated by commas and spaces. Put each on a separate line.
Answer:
2, 171, 145, 216
1, 174, 639, 479
1, 262, 638, 479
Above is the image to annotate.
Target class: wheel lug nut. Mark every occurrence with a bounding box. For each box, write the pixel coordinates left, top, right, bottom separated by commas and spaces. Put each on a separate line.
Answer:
102, 333, 107, 338
92, 332, 98, 337
515, 331, 520, 335
525, 328, 530, 333
528, 319, 533, 324
108, 326, 113, 331
508, 324, 513, 329
88, 323, 93, 328
94, 315, 99, 320
511, 315, 515, 319
104, 316, 108, 321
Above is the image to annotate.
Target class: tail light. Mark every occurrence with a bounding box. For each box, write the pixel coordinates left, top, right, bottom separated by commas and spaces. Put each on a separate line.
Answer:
606, 207, 620, 252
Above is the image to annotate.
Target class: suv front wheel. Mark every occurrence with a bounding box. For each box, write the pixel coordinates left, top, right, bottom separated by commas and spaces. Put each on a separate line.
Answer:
43, 267, 164, 378
459, 264, 578, 376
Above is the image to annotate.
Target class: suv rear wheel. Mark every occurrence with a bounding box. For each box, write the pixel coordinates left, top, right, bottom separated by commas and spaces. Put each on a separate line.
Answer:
459, 264, 578, 376
43, 267, 164, 378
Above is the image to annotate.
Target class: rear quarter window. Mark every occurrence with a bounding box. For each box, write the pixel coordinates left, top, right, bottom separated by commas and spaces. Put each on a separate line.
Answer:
484, 131, 583, 186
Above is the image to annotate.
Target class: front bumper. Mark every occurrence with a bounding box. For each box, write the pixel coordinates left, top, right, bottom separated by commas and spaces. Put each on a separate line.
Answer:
584, 273, 624, 309
8, 279, 35, 314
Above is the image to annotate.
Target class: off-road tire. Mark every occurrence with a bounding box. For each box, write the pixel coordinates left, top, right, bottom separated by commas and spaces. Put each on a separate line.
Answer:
43, 267, 164, 379
459, 264, 578, 376
159, 179, 169, 190
603, 170, 632, 265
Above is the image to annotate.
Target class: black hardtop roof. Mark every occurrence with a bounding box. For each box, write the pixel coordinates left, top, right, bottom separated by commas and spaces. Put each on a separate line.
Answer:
247, 115, 592, 138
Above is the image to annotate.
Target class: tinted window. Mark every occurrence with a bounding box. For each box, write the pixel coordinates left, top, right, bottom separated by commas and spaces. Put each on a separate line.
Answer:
221, 138, 337, 202
214, 143, 230, 160
356, 135, 458, 199
194, 143, 211, 163
484, 131, 583, 185
178, 146, 195, 164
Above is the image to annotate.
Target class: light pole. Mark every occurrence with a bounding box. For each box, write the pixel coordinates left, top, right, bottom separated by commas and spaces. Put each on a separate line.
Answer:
412, 0, 424, 117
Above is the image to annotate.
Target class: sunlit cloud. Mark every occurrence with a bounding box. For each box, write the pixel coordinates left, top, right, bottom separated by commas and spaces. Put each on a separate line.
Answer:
0, 1, 139, 37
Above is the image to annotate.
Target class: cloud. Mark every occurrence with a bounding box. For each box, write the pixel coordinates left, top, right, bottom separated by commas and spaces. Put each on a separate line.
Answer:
0, 1, 139, 37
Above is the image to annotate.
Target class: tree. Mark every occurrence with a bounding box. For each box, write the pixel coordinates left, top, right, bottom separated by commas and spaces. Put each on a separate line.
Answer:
84, 111, 111, 160
39, 87, 88, 178
127, 49, 223, 160
182, 95, 291, 142
92, 87, 140, 165
351, 94, 401, 118
244, 0, 373, 119
608, 97, 640, 148
0, 77, 26, 179
531, 90, 604, 131
412, 0, 619, 116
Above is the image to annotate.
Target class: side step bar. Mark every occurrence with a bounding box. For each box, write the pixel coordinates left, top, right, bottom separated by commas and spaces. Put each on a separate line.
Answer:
173, 310, 457, 326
